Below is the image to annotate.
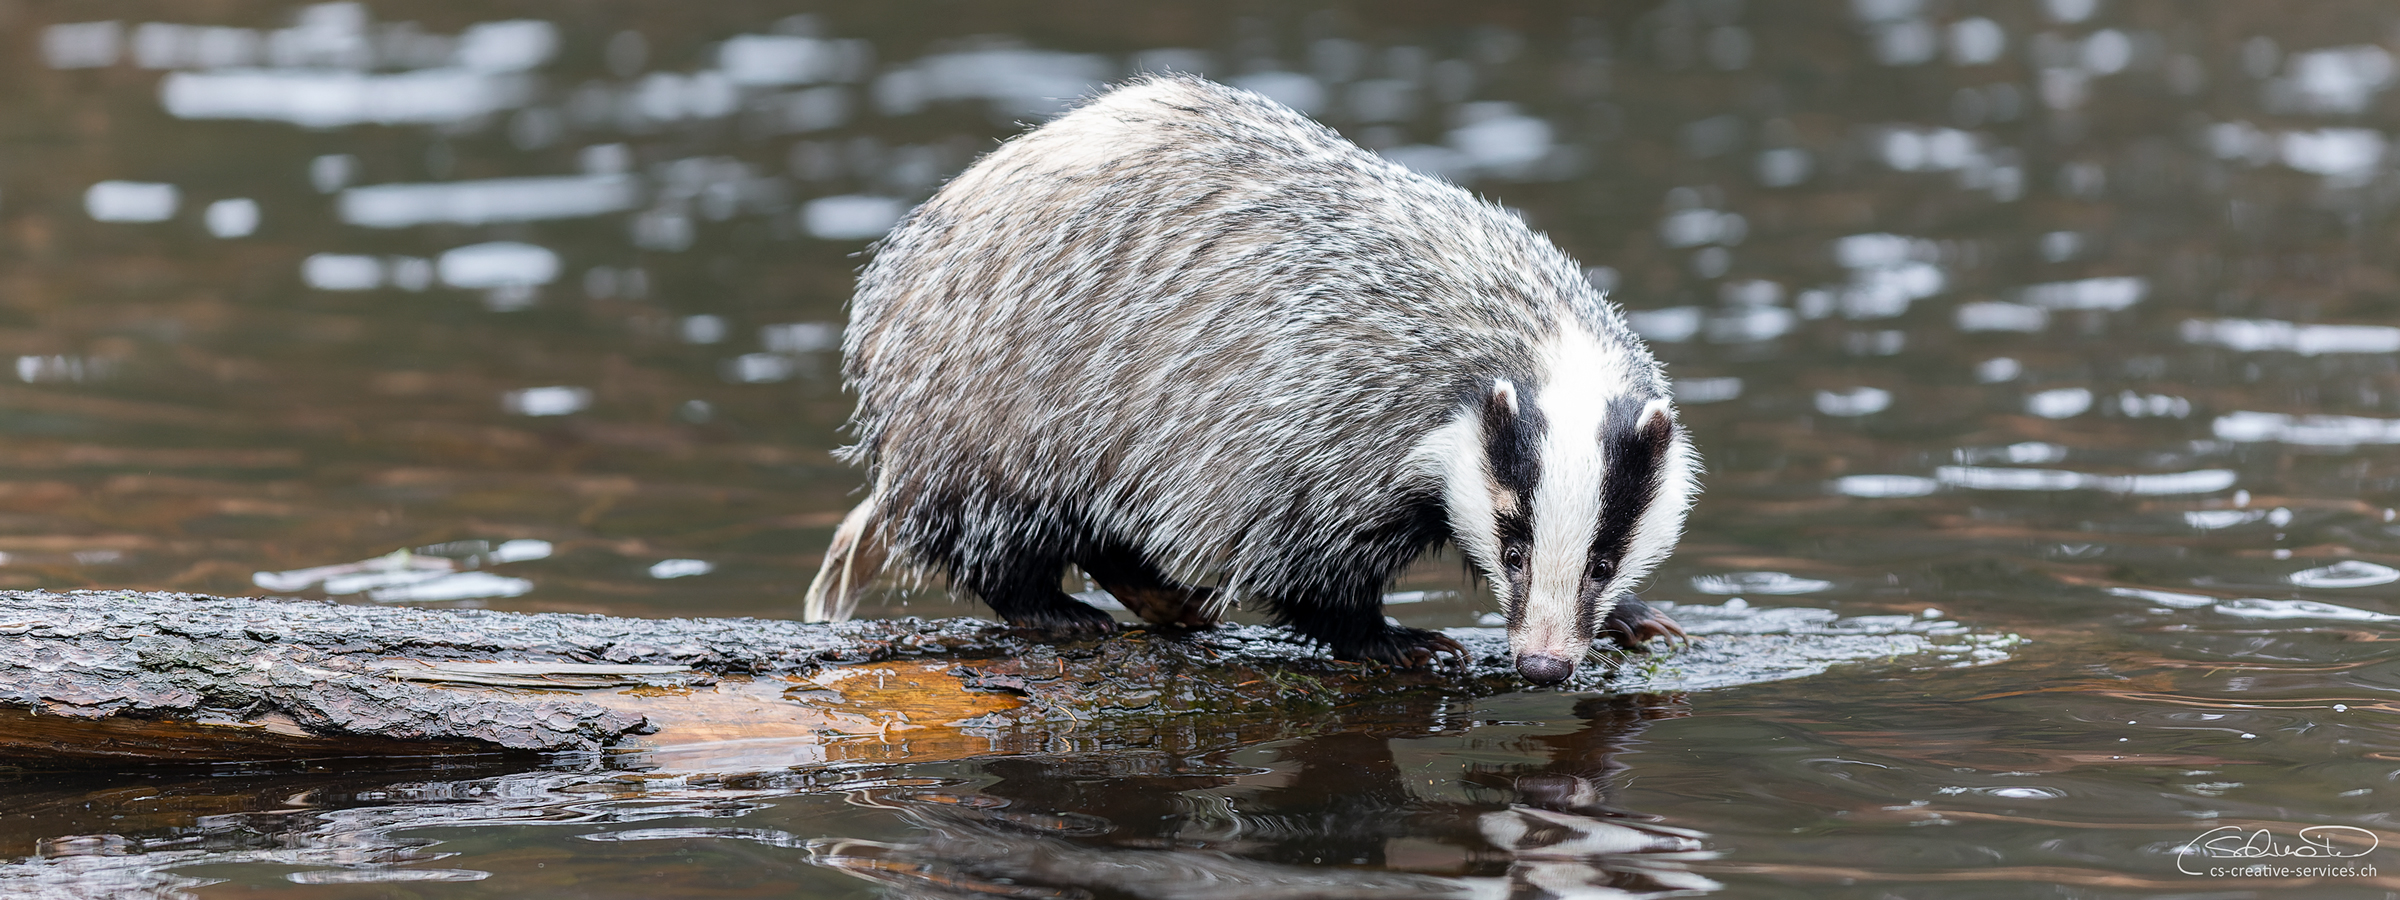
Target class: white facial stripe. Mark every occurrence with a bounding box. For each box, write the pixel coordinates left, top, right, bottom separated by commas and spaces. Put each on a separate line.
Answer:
1518, 327, 1641, 657
1410, 410, 1508, 596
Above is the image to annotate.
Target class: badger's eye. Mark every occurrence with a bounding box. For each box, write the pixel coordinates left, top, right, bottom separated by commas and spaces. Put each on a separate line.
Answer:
1503, 545, 1526, 571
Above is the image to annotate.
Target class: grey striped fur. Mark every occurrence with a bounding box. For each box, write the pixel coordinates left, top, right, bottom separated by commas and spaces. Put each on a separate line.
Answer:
805, 74, 1698, 679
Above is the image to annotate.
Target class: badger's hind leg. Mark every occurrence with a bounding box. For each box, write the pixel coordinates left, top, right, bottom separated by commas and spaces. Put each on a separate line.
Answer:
1268, 585, 1464, 669
960, 549, 1119, 638
804, 488, 891, 623
1599, 594, 1687, 651
1076, 544, 1221, 629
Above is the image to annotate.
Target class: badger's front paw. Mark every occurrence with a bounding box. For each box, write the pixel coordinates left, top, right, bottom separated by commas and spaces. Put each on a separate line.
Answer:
1599, 595, 1686, 651
1004, 598, 1121, 639
1339, 626, 1467, 671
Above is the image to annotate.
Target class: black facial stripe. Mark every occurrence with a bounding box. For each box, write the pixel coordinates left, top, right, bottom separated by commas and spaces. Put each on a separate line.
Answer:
1476, 377, 1544, 626
1590, 396, 1672, 586
1478, 378, 1545, 516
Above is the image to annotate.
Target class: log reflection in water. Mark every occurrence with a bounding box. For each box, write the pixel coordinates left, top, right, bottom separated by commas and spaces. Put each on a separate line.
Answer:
793, 699, 1717, 900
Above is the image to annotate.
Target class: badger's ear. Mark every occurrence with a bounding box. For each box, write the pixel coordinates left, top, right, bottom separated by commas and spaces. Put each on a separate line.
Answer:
1485, 378, 1519, 421
1604, 396, 1676, 477
1480, 378, 1523, 454
1481, 378, 1540, 492
1635, 397, 1675, 447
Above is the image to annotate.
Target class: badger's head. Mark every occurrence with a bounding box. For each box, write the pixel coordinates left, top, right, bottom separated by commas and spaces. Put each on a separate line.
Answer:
1424, 337, 1699, 685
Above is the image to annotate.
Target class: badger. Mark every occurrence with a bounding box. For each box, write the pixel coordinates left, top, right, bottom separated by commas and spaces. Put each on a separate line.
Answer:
804, 74, 1698, 684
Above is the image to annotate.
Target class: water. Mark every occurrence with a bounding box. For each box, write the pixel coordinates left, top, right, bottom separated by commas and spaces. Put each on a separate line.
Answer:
4, 0, 2400, 895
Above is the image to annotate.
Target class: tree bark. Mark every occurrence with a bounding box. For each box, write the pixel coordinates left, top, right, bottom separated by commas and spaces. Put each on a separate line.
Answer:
0, 590, 1998, 769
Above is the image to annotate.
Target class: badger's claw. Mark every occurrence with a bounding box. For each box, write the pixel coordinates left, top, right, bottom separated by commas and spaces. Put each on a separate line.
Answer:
1600, 596, 1686, 652
1341, 626, 1468, 671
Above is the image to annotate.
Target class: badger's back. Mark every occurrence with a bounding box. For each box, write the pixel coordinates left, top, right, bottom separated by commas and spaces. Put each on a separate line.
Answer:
845, 74, 1660, 600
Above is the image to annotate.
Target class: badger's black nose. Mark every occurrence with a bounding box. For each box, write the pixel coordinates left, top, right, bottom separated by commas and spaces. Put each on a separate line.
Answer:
1516, 654, 1575, 684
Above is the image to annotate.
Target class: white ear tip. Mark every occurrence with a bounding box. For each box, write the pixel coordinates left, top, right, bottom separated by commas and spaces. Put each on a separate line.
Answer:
1640, 397, 1673, 424
1493, 378, 1519, 415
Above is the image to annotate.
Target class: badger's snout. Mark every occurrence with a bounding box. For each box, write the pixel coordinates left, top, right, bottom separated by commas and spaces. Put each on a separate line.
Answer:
1515, 653, 1576, 684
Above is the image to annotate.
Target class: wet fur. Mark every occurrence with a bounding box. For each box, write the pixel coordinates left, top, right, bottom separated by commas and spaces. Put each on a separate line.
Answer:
808, 75, 1694, 667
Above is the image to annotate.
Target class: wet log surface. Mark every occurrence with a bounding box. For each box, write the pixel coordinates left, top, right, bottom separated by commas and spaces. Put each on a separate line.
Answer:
0, 590, 2016, 769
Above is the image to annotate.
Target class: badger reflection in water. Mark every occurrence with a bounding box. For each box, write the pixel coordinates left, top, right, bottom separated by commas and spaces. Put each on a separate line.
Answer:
807, 697, 1716, 900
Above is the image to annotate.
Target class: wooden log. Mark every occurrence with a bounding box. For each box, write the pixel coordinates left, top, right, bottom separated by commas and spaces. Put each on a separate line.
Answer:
0, 590, 2005, 770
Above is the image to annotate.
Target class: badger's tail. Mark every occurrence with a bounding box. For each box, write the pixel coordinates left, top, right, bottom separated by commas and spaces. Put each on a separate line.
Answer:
803, 485, 889, 622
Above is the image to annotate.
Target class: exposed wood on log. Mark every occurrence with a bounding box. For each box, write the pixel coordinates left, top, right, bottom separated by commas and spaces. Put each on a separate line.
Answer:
0, 590, 2008, 770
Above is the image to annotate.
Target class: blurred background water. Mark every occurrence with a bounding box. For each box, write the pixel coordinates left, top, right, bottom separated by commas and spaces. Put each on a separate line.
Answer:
5, 0, 2400, 896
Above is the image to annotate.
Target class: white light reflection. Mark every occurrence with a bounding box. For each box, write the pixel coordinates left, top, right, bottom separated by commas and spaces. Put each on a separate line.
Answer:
879, 46, 1114, 119
16, 356, 96, 384
2026, 387, 2093, 419
2184, 509, 2267, 530
302, 254, 381, 290
2213, 598, 2400, 622
2271, 46, 2395, 115
649, 559, 715, 579
1660, 208, 1746, 249
802, 195, 904, 240
204, 198, 259, 238
502, 386, 590, 417
1708, 307, 1794, 343
340, 175, 638, 228
1830, 233, 1945, 318
719, 35, 838, 85
2182, 319, 2400, 355
1625, 307, 1702, 343
2104, 586, 2218, 609
44, 21, 122, 69
1833, 475, 1940, 498
726, 354, 795, 384
85, 182, 179, 222
1956, 301, 2048, 333
761, 322, 839, 353
2114, 391, 2191, 418
1447, 104, 1553, 174
289, 869, 492, 885
1756, 147, 1812, 186
133, 23, 263, 69
2018, 276, 2147, 311
1878, 126, 1981, 172
368, 572, 533, 604
1954, 442, 2068, 465
489, 539, 554, 563
2213, 411, 2400, 447
1935, 466, 2238, 495
2289, 560, 2400, 589
1692, 572, 1834, 595
1947, 18, 2006, 65
254, 540, 546, 604
1816, 387, 1892, 417
2280, 128, 2385, 183
162, 69, 534, 128
1675, 376, 1743, 404
455, 20, 558, 72
438, 243, 558, 289
681, 316, 728, 345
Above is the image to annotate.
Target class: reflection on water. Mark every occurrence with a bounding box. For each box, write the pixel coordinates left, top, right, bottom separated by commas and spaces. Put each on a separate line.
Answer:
2, 698, 1723, 899
7, 0, 2400, 896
